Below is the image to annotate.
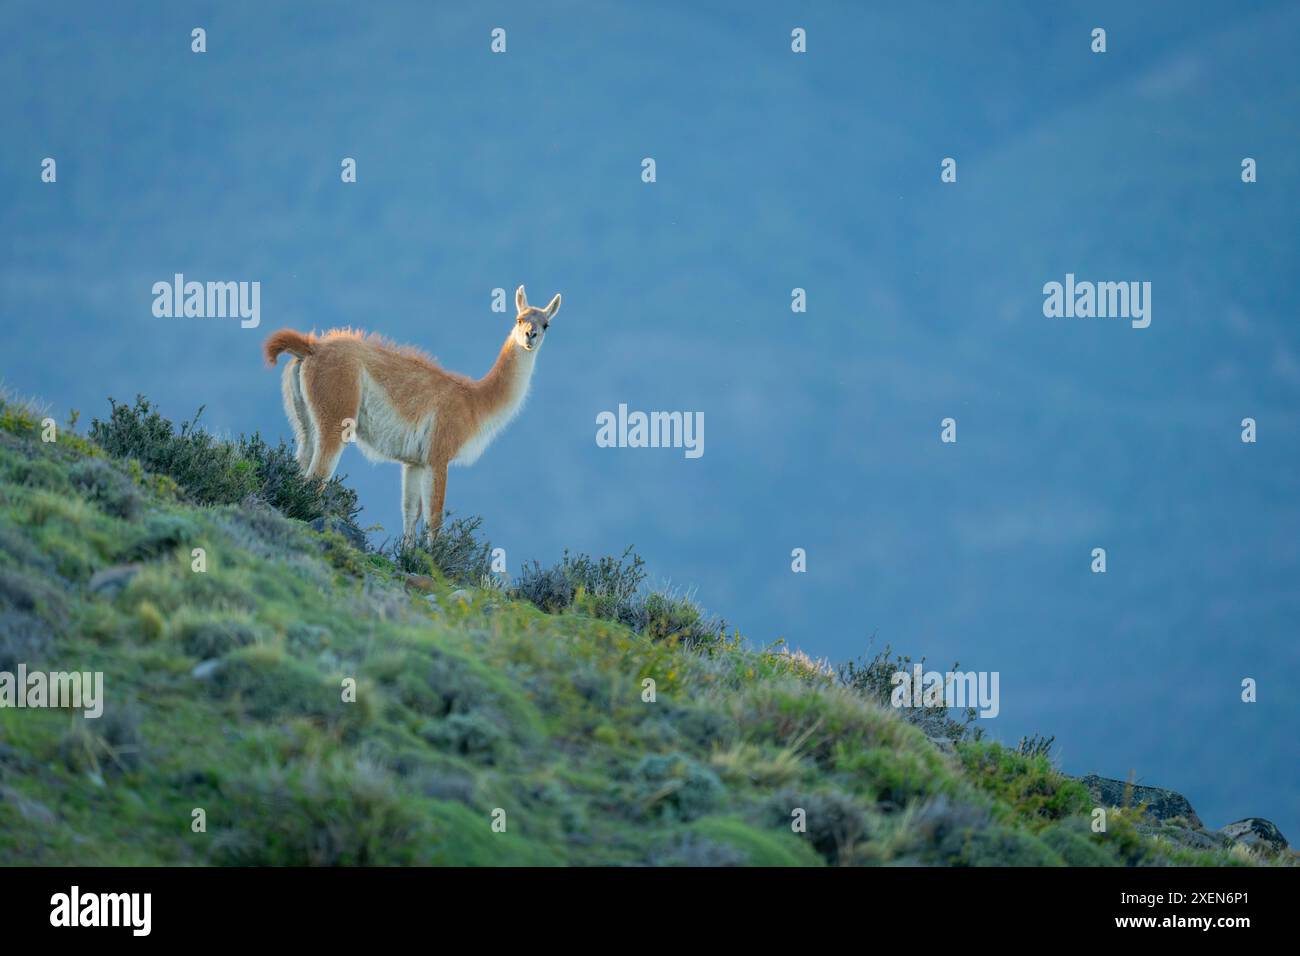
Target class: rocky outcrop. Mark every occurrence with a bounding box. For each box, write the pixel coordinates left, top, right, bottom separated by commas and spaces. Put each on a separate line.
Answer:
1077, 773, 1204, 828
924, 743, 1294, 858
1074, 773, 1291, 856
1218, 818, 1289, 855
309, 515, 368, 551
87, 562, 142, 596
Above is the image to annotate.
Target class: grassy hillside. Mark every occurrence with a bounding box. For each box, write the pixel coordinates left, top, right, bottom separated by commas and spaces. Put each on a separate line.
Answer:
0, 390, 1281, 866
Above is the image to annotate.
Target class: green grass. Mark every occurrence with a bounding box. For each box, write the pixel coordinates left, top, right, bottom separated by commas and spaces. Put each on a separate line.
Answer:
0, 390, 1288, 866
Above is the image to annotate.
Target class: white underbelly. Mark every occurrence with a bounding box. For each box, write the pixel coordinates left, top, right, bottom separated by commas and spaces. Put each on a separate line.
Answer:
354, 373, 434, 464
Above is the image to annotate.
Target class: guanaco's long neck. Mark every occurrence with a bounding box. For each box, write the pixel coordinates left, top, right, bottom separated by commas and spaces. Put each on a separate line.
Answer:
472, 333, 537, 419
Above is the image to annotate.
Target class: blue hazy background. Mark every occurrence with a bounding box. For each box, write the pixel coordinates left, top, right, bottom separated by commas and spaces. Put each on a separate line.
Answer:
2, 1, 1297, 839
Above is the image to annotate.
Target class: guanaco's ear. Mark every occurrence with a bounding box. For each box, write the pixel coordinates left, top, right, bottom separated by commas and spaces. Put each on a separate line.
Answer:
543, 293, 561, 319
515, 285, 529, 314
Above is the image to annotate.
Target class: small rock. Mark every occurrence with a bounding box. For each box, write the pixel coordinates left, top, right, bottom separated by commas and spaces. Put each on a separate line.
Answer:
450, 588, 470, 603
0, 743, 34, 773
0, 786, 56, 826
404, 574, 438, 594
1138, 823, 1228, 852
309, 516, 368, 552
88, 563, 142, 597
190, 659, 222, 681
1218, 818, 1289, 854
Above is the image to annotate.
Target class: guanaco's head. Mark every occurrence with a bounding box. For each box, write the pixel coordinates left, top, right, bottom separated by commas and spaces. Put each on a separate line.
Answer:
513, 285, 561, 352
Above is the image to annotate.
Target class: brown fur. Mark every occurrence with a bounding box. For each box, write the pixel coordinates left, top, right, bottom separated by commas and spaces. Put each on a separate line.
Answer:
263, 328, 317, 365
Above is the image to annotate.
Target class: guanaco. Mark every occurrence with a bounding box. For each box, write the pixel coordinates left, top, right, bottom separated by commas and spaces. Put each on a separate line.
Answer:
263, 285, 560, 544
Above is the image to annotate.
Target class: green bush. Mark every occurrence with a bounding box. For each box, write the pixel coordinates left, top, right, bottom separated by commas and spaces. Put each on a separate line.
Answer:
206, 645, 370, 736
237, 433, 358, 526
563, 546, 646, 608
212, 757, 431, 865
67, 458, 144, 520
172, 612, 260, 659
1040, 818, 1117, 866
120, 512, 202, 562
646, 831, 746, 866
89, 396, 359, 532
632, 752, 725, 822
624, 590, 725, 649
0, 609, 54, 671
420, 712, 508, 764
513, 548, 726, 649
957, 741, 1091, 827
680, 817, 824, 867
514, 546, 645, 617
90, 397, 257, 504
838, 643, 982, 742
767, 787, 870, 865
59, 702, 145, 776
388, 514, 493, 585
512, 560, 574, 613
11, 457, 69, 492
890, 795, 1060, 866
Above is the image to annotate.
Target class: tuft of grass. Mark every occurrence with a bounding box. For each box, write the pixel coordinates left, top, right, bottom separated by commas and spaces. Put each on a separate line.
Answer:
0, 386, 46, 437
1015, 734, 1056, 759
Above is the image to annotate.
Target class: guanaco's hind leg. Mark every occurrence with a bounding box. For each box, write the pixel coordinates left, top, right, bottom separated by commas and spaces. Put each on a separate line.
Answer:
281, 359, 316, 472
401, 464, 426, 545
301, 359, 360, 481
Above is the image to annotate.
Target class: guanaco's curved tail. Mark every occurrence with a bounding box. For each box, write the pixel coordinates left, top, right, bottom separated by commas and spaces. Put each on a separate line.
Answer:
263, 329, 317, 366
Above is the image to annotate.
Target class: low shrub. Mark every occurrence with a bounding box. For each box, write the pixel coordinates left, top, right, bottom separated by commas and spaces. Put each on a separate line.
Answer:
837, 643, 982, 742
212, 757, 430, 865
89, 396, 360, 532
387, 514, 493, 585
67, 458, 144, 520
631, 752, 725, 822
765, 787, 871, 865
